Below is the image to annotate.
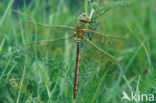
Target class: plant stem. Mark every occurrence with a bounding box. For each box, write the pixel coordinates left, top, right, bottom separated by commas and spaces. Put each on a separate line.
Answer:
85, 0, 88, 14
0, 0, 15, 27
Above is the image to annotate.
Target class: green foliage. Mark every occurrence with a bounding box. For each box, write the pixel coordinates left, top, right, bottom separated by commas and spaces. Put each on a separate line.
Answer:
0, 0, 156, 103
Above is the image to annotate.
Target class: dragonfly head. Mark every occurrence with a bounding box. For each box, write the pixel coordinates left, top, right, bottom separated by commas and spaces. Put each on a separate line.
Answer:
78, 13, 90, 22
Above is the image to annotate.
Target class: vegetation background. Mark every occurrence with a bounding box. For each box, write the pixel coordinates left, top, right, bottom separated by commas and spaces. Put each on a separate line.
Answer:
0, 0, 156, 103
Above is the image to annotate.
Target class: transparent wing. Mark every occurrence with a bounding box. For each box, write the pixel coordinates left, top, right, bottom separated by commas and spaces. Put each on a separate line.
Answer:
24, 22, 76, 57
81, 35, 125, 67
83, 29, 127, 51
29, 35, 75, 57
25, 22, 75, 40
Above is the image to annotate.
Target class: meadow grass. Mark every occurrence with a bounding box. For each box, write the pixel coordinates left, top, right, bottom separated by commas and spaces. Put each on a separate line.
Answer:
0, 0, 156, 103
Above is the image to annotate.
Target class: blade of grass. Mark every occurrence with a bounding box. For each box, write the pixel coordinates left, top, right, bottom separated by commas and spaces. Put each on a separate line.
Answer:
0, 38, 5, 52
19, 21, 25, 45
127, 24, 151, 67
16, 59, 27, 103
120, 65, 133, 91
38, 63, 51, 98
0, 55, 12, 80
125, 46, 142, 72
91, 69, 108, 103
85, 0, 88, 14
136, 76, 140, 103
6, 64, 16, 79
0, 0, 15, 27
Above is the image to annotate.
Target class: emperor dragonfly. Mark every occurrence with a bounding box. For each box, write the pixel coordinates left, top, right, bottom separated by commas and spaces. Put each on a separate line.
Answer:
27, 13, 126, 99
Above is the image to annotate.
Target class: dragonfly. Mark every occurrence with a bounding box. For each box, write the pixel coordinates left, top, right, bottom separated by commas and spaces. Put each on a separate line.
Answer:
27, 13, 127, 99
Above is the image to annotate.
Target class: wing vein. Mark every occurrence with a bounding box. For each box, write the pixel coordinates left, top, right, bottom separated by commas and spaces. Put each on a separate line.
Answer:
26, 21, 75, 30
83, 35, 120, 63
30, 35, 73, 44
81, 28, 127, 40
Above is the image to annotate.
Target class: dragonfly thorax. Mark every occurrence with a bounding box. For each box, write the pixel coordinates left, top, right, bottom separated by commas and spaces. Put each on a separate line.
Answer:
74, 35, 85, 43
74, 30, 85, 43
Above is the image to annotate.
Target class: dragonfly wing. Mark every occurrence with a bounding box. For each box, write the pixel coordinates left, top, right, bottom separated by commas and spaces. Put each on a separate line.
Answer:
81, 36, 121, 67
29, 35, 75, 57
25, 22, 76, 57
25, 22, 75, 40
82, 29, 127, 51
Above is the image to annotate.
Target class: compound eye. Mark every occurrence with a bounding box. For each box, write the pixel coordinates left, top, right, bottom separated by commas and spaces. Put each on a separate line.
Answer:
82, 12, 85, 16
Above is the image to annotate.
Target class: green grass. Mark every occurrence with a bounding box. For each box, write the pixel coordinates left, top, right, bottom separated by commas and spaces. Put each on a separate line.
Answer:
0, 0, 156, 103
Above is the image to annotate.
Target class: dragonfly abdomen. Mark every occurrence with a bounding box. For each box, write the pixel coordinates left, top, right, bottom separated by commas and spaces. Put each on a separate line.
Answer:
73, 43, 82, 99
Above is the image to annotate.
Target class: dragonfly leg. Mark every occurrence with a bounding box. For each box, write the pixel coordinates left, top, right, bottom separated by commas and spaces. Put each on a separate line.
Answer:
88, 20, 96, 24
88, 25, 95, 31
87, 32, 92, 40
87, 25, 96, 40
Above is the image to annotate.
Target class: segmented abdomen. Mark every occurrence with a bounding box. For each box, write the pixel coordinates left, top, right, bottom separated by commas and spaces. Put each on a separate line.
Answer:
73, 43, 82, 99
